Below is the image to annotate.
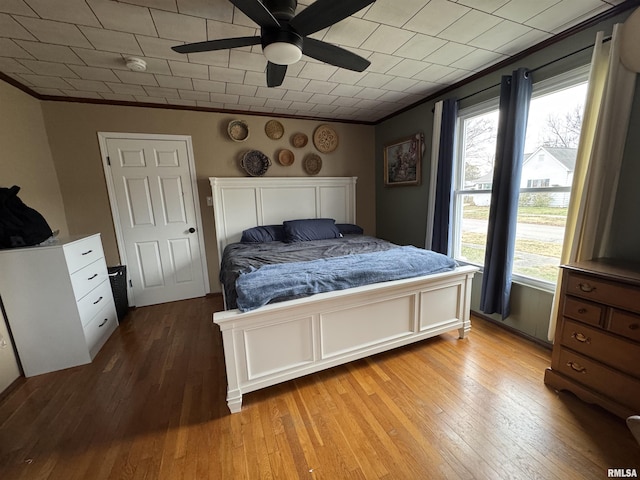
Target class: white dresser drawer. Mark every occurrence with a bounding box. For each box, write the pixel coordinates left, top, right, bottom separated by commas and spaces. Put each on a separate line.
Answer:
84, 300, 118, 359
64, 235, 104, 274
71, 257, 108, 301
77, 279, 112, 327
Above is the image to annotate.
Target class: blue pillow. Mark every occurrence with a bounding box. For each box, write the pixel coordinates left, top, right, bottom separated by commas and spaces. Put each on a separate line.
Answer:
283, 218, 342, 242
240, 225, 285, 243
337, 223, 363, 235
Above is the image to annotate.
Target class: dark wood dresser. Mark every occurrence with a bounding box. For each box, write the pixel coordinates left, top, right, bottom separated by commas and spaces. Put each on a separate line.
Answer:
544, 258, 640, 418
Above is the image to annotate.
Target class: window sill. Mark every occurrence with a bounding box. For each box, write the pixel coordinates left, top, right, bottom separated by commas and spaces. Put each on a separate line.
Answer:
455, 260, 557, 294
511, 276, 556, 294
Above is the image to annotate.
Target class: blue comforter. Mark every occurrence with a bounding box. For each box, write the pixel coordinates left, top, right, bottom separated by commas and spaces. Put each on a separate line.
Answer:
221, 235, 396, 309
235, 245, 456, 312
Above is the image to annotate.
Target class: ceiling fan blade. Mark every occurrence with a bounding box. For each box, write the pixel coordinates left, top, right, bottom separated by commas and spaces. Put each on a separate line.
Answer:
290, 0, 375, 36
230, 0, 280, 28
266, 62, 287, 87
303, 38, 370, 72
172, 36, 261, 54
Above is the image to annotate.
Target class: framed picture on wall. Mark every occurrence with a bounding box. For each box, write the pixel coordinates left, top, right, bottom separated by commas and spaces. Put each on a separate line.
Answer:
383, 133, 423, 187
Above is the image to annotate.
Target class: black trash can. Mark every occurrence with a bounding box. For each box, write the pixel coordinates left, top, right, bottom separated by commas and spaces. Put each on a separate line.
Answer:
108, 265, 129, 321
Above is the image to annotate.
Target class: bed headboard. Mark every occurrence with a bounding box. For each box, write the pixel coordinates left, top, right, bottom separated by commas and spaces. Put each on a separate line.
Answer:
209, 176, 357, 262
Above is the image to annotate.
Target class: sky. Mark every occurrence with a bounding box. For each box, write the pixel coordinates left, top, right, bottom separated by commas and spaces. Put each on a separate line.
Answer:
464, 80, 589, 173
524, 81, 588, 153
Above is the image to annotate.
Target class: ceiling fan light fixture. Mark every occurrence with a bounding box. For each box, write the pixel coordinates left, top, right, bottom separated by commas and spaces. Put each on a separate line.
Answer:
263, 41, 302, 65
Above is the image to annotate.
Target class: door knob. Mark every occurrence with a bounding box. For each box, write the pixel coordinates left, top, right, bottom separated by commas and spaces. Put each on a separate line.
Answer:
188, 227, 196, 233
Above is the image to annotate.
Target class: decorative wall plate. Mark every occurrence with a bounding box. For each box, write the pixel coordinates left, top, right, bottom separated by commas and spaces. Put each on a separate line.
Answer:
303, 153, 322, 175
621, 7, 640, 72
241, 150, 271, 176
313, 124, 338, 153
291, 132, 308, 148
265, 120, 284, 140
227, 119, 249, 142
278, 149, 294, 166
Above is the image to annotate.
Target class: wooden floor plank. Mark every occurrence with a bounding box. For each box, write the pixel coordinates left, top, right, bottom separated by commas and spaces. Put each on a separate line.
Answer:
0, 296, 638, 479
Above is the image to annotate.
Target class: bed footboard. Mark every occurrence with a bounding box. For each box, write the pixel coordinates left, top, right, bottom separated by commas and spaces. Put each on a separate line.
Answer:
214, 266, 477, 413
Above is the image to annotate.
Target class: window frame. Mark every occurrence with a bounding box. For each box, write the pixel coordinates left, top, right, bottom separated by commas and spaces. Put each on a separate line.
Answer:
451, 66, 590, 292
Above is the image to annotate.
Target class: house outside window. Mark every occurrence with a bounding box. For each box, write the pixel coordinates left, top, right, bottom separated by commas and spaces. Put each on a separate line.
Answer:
452, 67, 589, 289
527, 179, 550, 188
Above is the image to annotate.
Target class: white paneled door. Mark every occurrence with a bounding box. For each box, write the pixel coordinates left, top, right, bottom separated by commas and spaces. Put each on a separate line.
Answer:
100, 134, 208, 307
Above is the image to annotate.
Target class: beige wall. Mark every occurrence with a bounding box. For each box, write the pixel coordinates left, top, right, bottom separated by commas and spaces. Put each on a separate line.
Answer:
0, 82, 68, 236
40, 101, 376, 293
0, 81, 70, 390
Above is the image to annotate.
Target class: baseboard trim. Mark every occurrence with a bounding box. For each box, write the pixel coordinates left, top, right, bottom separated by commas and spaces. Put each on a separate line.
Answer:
0, 376, 25, 404
471, 310, 552, 350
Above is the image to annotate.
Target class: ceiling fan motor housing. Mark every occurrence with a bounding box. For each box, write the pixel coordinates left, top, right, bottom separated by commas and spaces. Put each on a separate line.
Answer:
263, 0, 297, 21
261, 27, 303, 50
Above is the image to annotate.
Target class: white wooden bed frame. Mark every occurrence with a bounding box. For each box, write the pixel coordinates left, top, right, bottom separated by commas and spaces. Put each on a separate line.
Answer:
210, 177, 477, 413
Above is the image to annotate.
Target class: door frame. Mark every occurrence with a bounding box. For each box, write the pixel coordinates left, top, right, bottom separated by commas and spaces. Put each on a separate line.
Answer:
97, 132, 210, 306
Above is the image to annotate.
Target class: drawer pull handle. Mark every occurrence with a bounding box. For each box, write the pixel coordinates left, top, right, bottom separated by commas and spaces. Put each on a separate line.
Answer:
567, 361, 587, 373
571, 332, 590, 343
630, 324, 639, 331
578, 282, 596, 293
577, 308, 587, 314
88, 273, 98, 280
98, 318, 108, 327
93, 296, 103, 305
81, 249, 93, 256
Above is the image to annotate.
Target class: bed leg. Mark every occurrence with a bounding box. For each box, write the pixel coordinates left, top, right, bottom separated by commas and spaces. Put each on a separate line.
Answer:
458, 321, 471, 339
226, 389, 242, 414
219, 327, 242, 413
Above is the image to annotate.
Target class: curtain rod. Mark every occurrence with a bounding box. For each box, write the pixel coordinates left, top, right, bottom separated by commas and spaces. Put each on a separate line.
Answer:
457, 35, 612, 104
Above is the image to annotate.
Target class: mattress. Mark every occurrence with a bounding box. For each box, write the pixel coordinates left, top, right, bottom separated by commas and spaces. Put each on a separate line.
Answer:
220, 235, 457, 311
220, 235, 395, 310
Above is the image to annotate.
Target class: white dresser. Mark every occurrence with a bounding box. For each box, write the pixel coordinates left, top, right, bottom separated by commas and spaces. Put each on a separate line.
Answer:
0, 234, 118, 377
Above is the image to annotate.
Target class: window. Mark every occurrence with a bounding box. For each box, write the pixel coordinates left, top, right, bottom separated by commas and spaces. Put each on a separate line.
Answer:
452, 68, 589, 289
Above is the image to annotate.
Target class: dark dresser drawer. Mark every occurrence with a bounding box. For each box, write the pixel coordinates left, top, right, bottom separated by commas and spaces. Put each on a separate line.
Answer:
559, 318, 640, 377
562, 296, 603, 327
565, 271, 639, 313
556, 348, 640, 413
607, 309, 640, 342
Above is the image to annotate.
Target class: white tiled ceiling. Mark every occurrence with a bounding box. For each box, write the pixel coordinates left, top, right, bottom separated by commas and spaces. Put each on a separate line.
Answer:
0, 0, 626, 122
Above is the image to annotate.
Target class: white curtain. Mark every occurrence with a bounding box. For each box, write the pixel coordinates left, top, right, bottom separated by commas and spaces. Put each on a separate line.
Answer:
548, 25, 637, 341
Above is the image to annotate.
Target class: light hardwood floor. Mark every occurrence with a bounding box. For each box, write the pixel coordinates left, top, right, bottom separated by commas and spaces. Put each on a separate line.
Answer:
0, 295, 638, 479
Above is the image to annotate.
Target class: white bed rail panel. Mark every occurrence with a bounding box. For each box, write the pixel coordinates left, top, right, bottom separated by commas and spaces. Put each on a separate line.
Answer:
244, 316, 315, 380
214, 187, 260, 247
260, 187, 317, 224
419, 281, 462, 331
214, 265, 477, 413
320, 294, 416, 358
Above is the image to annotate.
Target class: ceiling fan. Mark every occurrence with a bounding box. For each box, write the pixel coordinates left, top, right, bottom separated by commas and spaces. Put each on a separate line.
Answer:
171, 0, 376, 87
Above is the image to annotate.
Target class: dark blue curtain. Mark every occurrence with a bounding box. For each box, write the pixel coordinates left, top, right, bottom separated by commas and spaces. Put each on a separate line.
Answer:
480, 68, 532, 319
431, 98, 458, 255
